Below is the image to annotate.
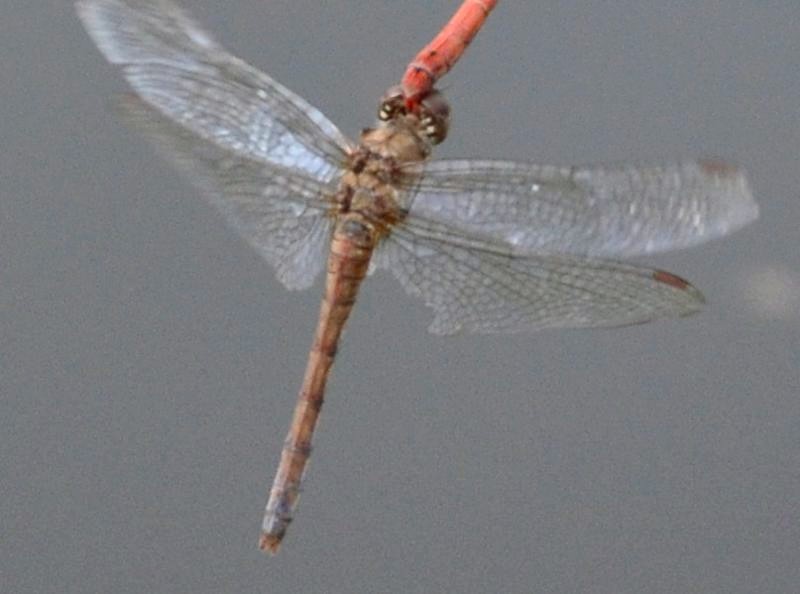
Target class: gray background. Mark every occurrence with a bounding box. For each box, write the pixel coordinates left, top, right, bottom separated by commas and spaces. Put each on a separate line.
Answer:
3, 1, 798, 592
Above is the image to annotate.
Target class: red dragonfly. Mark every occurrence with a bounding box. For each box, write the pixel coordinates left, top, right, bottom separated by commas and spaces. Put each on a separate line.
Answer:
401, 0, 498, 107
77, 0, 758, 553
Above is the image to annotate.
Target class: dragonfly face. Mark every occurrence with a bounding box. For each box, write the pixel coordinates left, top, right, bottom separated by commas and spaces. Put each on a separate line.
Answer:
378, 85, 451, 145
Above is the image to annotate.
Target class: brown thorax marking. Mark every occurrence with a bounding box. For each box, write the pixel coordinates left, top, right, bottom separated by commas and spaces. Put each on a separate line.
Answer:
335, 112, 437, 236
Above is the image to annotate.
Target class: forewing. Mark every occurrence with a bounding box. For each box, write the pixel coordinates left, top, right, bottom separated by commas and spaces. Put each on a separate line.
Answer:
120, 95, 334, 290
374, 225, 704, 335
77, 0, 351, 180
398, 160, 758, 258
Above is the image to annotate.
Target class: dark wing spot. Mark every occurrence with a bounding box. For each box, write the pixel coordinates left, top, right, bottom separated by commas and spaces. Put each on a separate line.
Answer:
698, 159, 739, 177
653, 270, 690, 290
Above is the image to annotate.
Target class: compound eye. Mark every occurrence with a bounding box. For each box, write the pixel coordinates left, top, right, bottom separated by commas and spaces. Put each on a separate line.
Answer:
378, 85, 405, 122
418, 90, 451, 144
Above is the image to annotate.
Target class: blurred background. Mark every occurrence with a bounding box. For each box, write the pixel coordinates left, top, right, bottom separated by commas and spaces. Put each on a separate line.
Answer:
2, 1, 797, 592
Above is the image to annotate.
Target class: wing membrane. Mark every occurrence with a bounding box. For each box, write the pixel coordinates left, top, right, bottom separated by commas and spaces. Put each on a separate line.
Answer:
120, 95, 334, 290
375, 225, 704, 335
77, 0, 351, 180
399, 160, 758, 258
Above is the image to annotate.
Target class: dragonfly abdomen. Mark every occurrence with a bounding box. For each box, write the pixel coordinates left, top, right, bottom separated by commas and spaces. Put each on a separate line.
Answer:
260, 216, 376, 553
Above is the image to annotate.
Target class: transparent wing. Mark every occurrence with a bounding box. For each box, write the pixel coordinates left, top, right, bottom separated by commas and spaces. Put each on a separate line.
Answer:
398, 160, 758, 258
120, 95, 334, 290
77, 0, 351, 180
374, 224, 705, 335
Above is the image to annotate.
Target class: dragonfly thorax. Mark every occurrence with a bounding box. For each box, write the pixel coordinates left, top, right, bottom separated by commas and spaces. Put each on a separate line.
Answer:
360, 118, 432, 164
338, 166, 407, 235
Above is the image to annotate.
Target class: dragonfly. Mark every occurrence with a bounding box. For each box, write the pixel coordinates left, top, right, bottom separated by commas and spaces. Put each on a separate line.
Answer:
401, 0, 498, 107
76, 0, 758, 553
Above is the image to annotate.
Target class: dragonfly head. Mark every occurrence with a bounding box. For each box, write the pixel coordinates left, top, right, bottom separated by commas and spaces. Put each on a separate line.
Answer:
378, 85, 451, 145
